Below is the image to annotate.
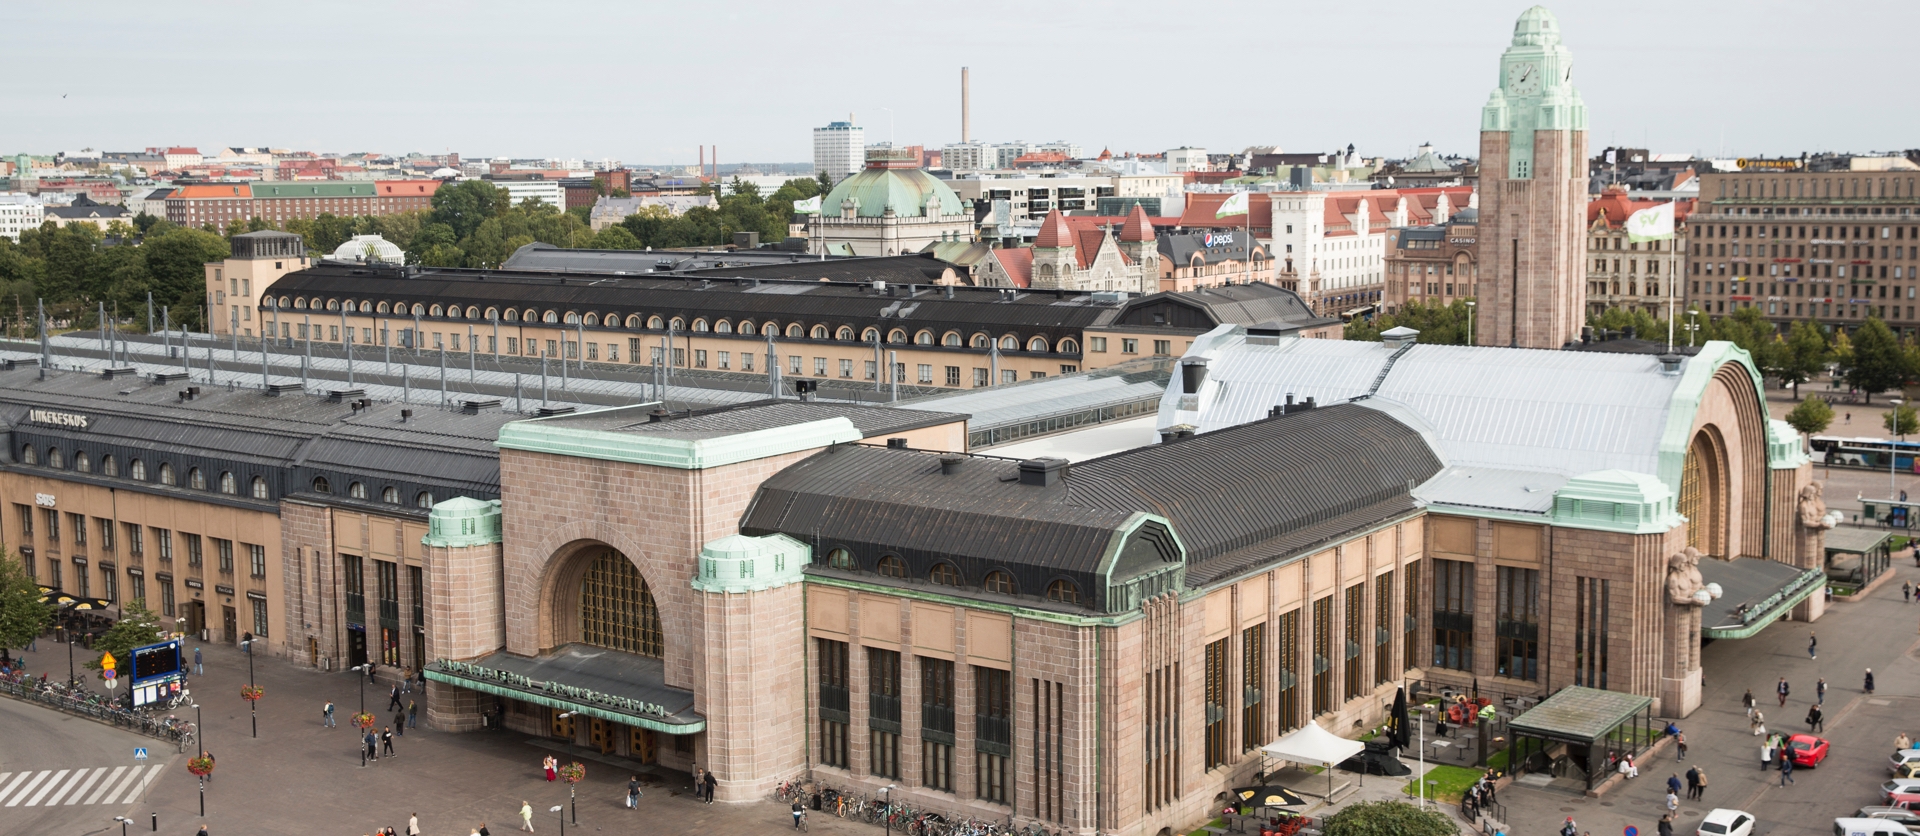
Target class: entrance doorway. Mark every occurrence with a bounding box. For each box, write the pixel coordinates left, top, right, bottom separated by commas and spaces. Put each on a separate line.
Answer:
185, 601, 206, 638
309, 637, 320, 668
630, 727, 657, 764
222, 606, 237, 645
347, 627, 367, 669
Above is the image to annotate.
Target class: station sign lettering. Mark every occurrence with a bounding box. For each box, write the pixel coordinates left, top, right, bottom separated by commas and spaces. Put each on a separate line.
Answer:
436, 658, 670, 718
27, 409, 90, 429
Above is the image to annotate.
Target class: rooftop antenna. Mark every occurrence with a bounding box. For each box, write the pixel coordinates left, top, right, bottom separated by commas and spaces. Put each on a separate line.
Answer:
342, 309, 354, 389
98, 301, 108, 360
206, 335, 216, 386
540, 350, 549, 407
401, 348, 410, 404
147, 293, 159, 350
382, 317, 391, 377
302, 314, 312, 390
766, 331, 780, 398
513, 368, 522, 413
36, 298, 47, 379
989, 340, 1001, 388
230, 308, 240, 379
889, 349, 899, 402
260, 313, 270, 389
439, 345, 447, 406
162, 305, 173, 361
467, 324, 476, 387
870, 329, 882, 392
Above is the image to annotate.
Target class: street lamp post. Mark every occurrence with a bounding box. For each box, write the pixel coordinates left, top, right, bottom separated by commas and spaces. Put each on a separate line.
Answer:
115, 815, 131, 836
241, 638, 257, 738
1464, 301, 1476, 346
353, 664, 371, 767
556, 711, 580, 822
1684, 310, 1700, 347
191, 703, 203, 816
551, 805, 566, 836
1892, 399, 1906, 503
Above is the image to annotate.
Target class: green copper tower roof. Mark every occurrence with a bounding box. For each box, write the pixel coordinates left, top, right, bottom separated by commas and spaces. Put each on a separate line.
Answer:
821, 153, 965, 218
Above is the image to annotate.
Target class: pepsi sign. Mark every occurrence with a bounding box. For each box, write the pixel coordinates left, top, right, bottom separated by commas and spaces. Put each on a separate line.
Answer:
1204, 232, 1236, 248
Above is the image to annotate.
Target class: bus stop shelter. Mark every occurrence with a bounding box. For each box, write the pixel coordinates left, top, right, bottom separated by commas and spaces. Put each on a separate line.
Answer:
1506, 686, 1655, 792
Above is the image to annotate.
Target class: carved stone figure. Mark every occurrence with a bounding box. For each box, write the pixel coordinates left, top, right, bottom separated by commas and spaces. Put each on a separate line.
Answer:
1666, 547, 1706, 607
1797, 482, 1838, 567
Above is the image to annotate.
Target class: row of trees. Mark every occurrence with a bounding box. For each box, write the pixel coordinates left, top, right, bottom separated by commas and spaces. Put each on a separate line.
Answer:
0, 175, 833, 333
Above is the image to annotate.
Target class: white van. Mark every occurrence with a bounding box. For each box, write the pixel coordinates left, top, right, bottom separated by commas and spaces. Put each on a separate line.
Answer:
1837, 817, 1916, 836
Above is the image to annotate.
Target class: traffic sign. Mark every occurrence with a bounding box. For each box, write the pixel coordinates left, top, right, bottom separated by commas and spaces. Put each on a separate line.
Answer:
101, 652, 117, 671
134, 748, 149, 761
103, 669, 117, 679
1626, 827, 1639, 836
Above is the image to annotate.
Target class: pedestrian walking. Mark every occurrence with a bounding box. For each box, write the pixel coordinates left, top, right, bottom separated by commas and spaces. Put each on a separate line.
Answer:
402, 671, 412, 695
543, 755, 557, 782
194, 647, 203, 676
519, 801, 534, 832
324, 701, 336, 728
408, 814, 420, 836
1658, 814, 1674, 836
1898, 732, 1912, 751
408, 700, 417, 729
1779, 753, 1795, 786
394, 711, 405, 736
703, 770, 716, 804
382, 726, 395, 756
1560, 818, 1577, 836
1695, 768, 1708, 801
692, 765, 705, 797
1676, 731, 1689, 761
1906, 581, 1912, 603
1808, 704, 1825, 732
389, 685, 403, 712
479, 824, 490, 836
365, 730, 379, 761
1867, 668, 1877, 695
1809, 632, 1817, 660
1742, 689, 1755, 718
1777, 677, 1790, 706
1685, 766, 1701, 800
367, 660, 378, 684
1751, 710, 1766, 737
627, 775, 641, 808
1760, 739, 1772, 771
1666, 789, 1678, 812
793, 798, 807, 830
1818, 678, 1827, 705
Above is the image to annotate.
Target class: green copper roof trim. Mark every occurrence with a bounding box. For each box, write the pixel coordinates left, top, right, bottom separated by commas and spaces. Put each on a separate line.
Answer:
1699, 566, 1826, 640
1768, 419, 1811, 470
1654, 341, 1772, 498
1549, 470, 1684, 534
497, 412, 862, 470
424, 670, 704, 734
803, 574, 1146, 628
693, 533, 810, 593
423, 496, 503, 547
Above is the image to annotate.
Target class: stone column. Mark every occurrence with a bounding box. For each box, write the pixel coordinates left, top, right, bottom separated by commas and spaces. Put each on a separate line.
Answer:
693, 533, 809, 803
421, 497, 504, 731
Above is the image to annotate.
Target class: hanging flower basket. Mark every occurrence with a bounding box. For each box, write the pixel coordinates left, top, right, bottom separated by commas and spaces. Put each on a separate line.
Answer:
351, 711, 377, 730
187, 756, 215, 777
240, 685, 264, 702
557, 762, 586, 785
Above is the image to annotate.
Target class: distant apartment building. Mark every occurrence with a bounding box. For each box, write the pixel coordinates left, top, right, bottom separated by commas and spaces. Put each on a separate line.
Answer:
1585, 186, 1693, 317
587, 195, 718, 231
0, 194, 44, 241
490, 179, 564, 209
42, 195, 131, 231
156, 146, 202, 170
1690, 164, 1920, 335
1166, 147, 1210, 174
813, 120, 864, 183
1383, 209, 1479, 315
1250, 187, 1474, 316
946, 172, 1182, 221
166, 181, 439, 228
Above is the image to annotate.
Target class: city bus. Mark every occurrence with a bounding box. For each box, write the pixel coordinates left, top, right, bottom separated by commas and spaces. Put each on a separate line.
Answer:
1809, 435, 1920, 470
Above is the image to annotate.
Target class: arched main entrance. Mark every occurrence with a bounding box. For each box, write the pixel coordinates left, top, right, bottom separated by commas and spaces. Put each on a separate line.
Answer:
1679, 426, 1730, 559
577, 548, 663, 658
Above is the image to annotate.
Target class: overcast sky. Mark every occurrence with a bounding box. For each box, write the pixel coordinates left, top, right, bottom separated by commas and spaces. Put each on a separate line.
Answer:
8, 0, 1916, 167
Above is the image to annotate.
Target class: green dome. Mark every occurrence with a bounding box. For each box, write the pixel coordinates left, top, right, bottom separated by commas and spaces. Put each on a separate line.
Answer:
822, 156, 965, 219
1512, 6, 1561, 46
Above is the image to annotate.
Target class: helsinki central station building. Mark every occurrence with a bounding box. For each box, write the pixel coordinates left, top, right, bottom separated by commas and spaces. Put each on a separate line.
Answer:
0, 313, 1816, 836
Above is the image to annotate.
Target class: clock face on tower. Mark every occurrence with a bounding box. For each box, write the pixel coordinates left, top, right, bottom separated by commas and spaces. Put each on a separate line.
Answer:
1507, 61, 1541, 96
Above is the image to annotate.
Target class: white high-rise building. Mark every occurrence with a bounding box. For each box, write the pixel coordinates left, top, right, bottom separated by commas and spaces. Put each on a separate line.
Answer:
1167, 147, 1211, 173
813, 118, 864, 184
0, 194, 44, 242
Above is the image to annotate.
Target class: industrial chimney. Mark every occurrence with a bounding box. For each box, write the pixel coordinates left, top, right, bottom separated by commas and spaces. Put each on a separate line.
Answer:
961, 67, 971, 143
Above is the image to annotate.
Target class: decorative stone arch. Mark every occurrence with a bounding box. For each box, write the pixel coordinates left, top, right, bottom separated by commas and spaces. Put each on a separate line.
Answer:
1665, 352, 1773, 561
1679, 424, 1731, 559
523, 524, 679, 662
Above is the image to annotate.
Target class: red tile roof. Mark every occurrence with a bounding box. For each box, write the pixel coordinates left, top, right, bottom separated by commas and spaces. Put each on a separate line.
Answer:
1035, 209, 1073, 249
1119, 204, 1154, 242
1587, 186, 1695, 227
376, 180, 437, 196
1074, 229, 1105, 269
991, 248, 1032, 288
1178, 194, 1272, 229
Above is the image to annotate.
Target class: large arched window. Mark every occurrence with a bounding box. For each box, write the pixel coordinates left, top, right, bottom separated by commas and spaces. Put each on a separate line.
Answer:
580, 550, 664, 658
929, 563, 962, 587
218, 471, 237, 494
349, 481, 367, 499
312, 476, 331, 494
1679, 427, 1729, 559
826, 548, 856, 570
19, 445, 36, 465
983, 571, 1016, 595
382, 486, 399, 504
158, 463, 176, 486
1046, 579, 1081, 605
47, 447, 63, 469
74, 451, 91, 473
416, 491, 434, 508
251, 476, 269, 500
876, 555, 907, 579
129, 458, 145, 480
101, 455, 117, 477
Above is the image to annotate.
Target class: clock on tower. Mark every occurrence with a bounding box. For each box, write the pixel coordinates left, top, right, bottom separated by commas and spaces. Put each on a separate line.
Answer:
1474, 6, 1589, 350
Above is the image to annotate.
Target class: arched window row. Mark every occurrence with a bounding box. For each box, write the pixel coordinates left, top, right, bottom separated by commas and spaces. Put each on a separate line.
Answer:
817, 547, 1082, 606
265, 300, 1082, 353
19, 444, 456, 508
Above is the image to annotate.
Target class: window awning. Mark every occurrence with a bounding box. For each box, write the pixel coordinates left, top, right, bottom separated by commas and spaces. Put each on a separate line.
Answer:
1697, 558, 1826, 639
427, 643, 704, 734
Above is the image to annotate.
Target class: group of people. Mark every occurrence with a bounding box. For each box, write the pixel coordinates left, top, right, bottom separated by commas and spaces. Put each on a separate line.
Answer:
1460, 769, 1499, 818
691, 765, 718, 802
361, 814, 424, 836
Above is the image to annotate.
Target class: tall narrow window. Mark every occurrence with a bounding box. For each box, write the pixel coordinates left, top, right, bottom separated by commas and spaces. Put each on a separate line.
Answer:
1375, 572, 1394, 685
975, 666, 1011, 805
868, 649, 901, 779
1242, 623, 1265, 752
1496, 566, 1540, 681
1344, 583, 1366, 700
1311, 596, 1332, 715
1433, 559, 1474, 671
818, 639, 849, 768
1204, 637, 1229, 769
920, 657, 955, 793
342, 555, 365, 628
1032, 678, 1065, 823
1575, 577, 1611, 689
1276, 610, 1300, 734
1403, 560, 1420, 674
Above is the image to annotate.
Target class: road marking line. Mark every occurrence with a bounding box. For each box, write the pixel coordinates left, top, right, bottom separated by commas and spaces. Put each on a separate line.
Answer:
61, 768, 105, 805
94, 767, 140, 807
4, 771, 51, 806
82, 767, 127, 805
119, 765, 164, 804
0, 773, 24, 805
22, 770, 68, 807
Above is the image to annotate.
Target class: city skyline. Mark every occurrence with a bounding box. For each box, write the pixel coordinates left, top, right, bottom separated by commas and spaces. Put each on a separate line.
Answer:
7, 0, 1917, 166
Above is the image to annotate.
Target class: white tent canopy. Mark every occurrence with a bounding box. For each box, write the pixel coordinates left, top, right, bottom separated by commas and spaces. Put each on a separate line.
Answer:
1260, 721, 1365, 767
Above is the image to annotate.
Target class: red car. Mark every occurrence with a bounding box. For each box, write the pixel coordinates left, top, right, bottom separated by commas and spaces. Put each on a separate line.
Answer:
1785, 733, 1830, 767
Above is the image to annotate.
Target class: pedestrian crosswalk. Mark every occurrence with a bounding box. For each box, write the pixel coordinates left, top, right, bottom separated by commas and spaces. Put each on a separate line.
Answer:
0, 766, 165, 809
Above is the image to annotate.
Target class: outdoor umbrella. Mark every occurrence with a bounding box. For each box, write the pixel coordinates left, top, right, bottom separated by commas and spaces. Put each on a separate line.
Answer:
1231, 786, 1306, 808
63, 597, 113, 610
1388, 687, 1410, 750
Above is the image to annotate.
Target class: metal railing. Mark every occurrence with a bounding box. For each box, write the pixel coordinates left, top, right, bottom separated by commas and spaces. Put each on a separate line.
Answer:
0, 677, 188, 744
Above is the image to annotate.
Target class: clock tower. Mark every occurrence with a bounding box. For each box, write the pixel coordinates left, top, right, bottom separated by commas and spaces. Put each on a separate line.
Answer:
1475, 6, 1589, 348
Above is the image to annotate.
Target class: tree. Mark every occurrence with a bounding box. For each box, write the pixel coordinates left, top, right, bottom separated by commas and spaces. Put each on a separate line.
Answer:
1343, 299, 1473, 345
131, 212, 159, 235
608, 188, 631, 198
815, 171, 834, 194
0, 549, 53, 651
429, 179, 512, 240
1785, 396, 1834, 438
1887, 402, 1920, 439
590, 225, 642, 250
1846, 317, 1906, 403
1829, 327, 1855, 371
142, 227, 230, 330
83, 598, 165, 680
1321, 800, 1458, 836
1779, 319, 1830, 399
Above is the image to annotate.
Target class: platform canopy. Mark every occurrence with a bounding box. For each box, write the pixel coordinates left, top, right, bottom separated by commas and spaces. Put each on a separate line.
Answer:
1259, 721, 1365, 768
